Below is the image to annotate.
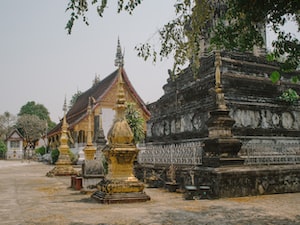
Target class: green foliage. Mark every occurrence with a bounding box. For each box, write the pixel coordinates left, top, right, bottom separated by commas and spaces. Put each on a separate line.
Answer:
65, 0, 142, 34
19, 101, 49, 121
18, 101, 56, 131
65, 0, 300, 77
51, 149, 59, 164
270, 71, 281, 83
291, 76, 299, 83
279, 88, 299, 104
125, 102, 145, 144
69, 90, 82, 109
35, 146, 46, 156
0, 140, 7, 158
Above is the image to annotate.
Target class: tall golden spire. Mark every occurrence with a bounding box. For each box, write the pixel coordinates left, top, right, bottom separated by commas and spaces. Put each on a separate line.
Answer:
91, 42, 150, 203
61, 96, 68, 135
46, 97, 78, 176
86, 97, 93, 146
84, 96, 97, 160
107, 68, 134, 145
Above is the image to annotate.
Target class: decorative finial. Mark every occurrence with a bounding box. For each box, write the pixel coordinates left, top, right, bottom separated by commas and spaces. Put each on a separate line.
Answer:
115, 68, 126, 118
63, 96, 67, 115
115, 38, 124, 67
86, 96, 93, 146
62, 96, 69, 131
214, 50, 227, 110
214, 50, 222, 91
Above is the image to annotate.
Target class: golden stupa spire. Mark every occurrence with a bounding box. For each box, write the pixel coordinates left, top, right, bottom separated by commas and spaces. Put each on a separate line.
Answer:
86, 96, 93, 146
83, 96, 97, 160
61, 96, 69, 145
107, 68, 134, 146
115, 69, 126, 120
46, 96, 78, 176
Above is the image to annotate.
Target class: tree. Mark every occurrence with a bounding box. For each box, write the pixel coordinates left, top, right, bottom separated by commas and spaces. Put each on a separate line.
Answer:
18, 101, 56, 131
125, 102, 145, 144
0, 139, 7, 159
0, 111, 16, 141
65, 0, 300, 77
69, 90, 82, 109
16, 114, 47, 149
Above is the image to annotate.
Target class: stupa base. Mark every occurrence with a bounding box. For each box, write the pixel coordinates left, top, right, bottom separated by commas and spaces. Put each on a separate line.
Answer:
46, 165, 78, 177
91, 191, 150, 204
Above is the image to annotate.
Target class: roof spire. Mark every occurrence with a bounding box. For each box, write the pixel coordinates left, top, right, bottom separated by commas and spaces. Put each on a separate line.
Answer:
114, 37, 124, 68
63, 95, 67, 115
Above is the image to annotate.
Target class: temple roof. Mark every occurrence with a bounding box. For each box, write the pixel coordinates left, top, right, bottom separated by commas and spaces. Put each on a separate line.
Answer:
48, 67, 150, 136
6, 128, 24, 141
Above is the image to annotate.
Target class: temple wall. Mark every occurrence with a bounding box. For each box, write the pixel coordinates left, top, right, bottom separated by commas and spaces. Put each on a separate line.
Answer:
145, 51, 300, 161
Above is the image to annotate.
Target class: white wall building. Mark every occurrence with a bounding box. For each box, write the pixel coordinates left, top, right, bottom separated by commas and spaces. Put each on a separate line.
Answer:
6, 129, 24, 160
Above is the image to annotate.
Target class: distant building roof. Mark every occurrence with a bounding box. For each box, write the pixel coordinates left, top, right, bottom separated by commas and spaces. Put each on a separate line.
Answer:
48, 67, 150, 136
6, 129, 24, 141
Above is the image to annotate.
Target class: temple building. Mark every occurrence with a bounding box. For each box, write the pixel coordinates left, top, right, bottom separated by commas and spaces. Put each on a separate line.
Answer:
47, 41, 150, 155
6, 129, 24, 160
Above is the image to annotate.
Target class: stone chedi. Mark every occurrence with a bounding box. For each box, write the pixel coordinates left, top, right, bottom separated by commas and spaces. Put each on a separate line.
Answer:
92, 63, 150, 203
46, 99, 78, 177
203, 51, 243, 167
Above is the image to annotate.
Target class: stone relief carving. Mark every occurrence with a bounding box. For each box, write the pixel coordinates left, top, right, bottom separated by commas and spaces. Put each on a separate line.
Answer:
148, 108, 299, 137
232, 109, 260, 128
181, 113, 194, 132
231, 109, 299, 129
282, 112, 294, 129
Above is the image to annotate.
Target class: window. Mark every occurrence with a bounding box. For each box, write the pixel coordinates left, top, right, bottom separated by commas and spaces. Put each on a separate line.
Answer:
10, 141, 20, 149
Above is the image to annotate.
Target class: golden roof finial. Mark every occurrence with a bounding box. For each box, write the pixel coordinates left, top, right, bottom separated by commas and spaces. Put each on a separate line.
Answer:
114, 38, 124, 68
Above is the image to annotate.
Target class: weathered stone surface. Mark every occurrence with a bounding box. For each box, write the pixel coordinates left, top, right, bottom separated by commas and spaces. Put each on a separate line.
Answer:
81, 159, 104, 190
139, 50, 300, 197
146, 51, 300, 143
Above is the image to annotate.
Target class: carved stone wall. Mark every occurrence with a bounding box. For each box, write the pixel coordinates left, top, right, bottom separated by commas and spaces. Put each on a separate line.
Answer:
146, 51, 300, 161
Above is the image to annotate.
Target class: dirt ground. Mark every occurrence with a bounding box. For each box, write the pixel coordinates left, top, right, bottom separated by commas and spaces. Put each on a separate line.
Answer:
0, 160, 299, 225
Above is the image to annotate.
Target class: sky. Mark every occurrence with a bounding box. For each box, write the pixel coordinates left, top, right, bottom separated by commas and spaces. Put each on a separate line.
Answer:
1, 1, 299, 124
0, 0, 175, 123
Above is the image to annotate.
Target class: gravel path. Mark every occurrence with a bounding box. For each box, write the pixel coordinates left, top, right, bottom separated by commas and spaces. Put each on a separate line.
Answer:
0, 160, 299, 225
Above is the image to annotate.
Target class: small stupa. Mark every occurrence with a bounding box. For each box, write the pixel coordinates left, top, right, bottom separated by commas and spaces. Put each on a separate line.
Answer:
83, 96, 97, 160
92, 40, 150, 203
46, 98, 78, 177
203, 51, 243, 167
81, 96, 105, 192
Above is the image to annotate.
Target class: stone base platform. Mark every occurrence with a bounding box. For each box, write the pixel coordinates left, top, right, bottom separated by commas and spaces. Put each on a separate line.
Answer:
198, 164, 300, 198
136, 164, 300, 199
46, 165, 78, 177
91, 191, 150, 204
